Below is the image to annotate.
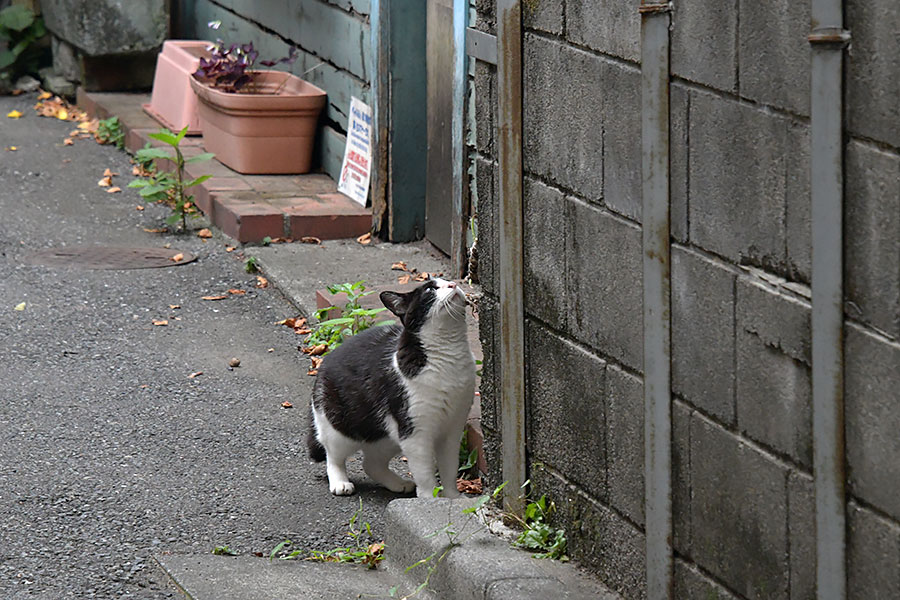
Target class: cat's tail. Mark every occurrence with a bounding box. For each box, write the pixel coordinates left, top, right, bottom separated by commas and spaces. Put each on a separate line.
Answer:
307, 380, 327, 462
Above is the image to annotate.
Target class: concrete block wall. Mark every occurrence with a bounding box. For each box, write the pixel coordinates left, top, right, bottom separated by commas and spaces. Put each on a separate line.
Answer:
472, 1, 900, 598
182, 0, 371, 182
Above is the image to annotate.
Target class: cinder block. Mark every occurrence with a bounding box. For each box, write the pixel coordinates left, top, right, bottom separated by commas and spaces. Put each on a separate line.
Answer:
690, 413, 789, 600
688, 92, 787, 269
533, 466, 647, 600
567, 200, 642, 371
847, 0, 900, 147
848, 501, 900, 599
785, 121, 811, 282
601, 60, 642, 222
673, 400, 692, 556
788, 472, 815, 600
844, 141, 900, 339
671, 0, 738, 91
566, 0, 640, 63
674, 559, 742, 600
524, 34, 603, 203
474, 60, 495, 159
476, 294, 499, 432
736, 278, 812, 468
672, 246, 736, 424
475, 157, 499, 297
670, 83, 690, 243
738, 0, 810, 114
605, 365, 644, 526
845, 324, 900, 522
526, 321, 607, 501
524, 178, 568, 330
523, 0, 562, 35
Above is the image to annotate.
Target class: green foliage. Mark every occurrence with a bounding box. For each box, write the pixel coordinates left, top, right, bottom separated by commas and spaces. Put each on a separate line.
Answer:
244, 256, 259, 273
458, 431, 478, 478
304, 281, 393, 354
511, 494, 569, 561
270, 499, 385, 569
0, 5, 48, 83
211, 545, 238, 556
96, 116, 124, 149
128, 126, 214, 231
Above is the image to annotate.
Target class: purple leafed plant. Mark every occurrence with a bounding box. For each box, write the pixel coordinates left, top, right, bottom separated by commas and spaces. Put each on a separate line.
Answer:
193, 38, 298, 93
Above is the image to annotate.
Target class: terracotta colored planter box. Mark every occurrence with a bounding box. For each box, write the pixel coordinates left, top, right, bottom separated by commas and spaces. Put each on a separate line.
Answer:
143, 40, 210, 134
189, 71, 327, 174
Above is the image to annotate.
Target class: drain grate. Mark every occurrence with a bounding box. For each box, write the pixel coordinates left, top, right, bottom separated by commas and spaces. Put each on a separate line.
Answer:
24, 246, 197, 270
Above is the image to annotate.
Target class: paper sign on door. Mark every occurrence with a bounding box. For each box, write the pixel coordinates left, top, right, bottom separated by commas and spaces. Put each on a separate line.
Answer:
338, 97, 372, 207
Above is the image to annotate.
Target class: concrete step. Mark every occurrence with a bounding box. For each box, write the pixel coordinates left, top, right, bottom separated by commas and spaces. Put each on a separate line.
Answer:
76, 89, 371, 243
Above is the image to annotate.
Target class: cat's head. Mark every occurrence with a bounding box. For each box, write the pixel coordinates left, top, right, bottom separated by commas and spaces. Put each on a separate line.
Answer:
379, 278, 467, 331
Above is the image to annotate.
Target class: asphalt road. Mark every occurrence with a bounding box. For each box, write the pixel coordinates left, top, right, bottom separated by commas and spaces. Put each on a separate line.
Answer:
0, 92, 402, 598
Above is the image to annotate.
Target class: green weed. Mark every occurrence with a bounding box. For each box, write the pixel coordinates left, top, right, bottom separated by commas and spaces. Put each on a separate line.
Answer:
96, 116, 124, 149
211, 545, 238, 556
304, 281, 393, 355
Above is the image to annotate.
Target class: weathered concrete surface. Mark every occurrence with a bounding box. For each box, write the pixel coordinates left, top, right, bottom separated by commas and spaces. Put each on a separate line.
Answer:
42, 0, 168, 56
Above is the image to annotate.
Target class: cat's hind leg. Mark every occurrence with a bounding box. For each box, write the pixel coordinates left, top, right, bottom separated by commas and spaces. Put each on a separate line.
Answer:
363, 440, 415, 494
436, 431, 463, 498
314, 411, 359, 495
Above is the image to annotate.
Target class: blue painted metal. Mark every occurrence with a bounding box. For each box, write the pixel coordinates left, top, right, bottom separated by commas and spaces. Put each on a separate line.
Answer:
450, 0, 469, 274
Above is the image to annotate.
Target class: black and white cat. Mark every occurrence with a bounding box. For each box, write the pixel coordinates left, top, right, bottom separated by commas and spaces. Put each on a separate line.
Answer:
307, 278, 475, 498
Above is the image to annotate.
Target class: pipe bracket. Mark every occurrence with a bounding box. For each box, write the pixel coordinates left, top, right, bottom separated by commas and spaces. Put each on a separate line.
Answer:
808, 28, 851, 45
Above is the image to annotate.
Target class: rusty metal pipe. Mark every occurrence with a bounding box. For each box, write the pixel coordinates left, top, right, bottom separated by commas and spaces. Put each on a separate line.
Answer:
640, 1, 673, 598
810, 0, 849, 596
497, 0, 526, 514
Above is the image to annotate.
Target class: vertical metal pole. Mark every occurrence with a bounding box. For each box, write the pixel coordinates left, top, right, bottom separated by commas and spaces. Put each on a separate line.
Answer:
451, 0, 469, 277
497, 0, 526, 515
640, 2, 673, 598
809, 3, 849, 598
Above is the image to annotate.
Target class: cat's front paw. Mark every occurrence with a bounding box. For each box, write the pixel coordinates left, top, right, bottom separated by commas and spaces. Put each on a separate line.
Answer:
330, 481, 356, 496
391, 479, 416, 494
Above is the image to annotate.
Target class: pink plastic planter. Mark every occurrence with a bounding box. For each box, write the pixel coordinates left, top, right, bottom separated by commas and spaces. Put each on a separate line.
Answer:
143, 40, 210, 134
190, 71, 327, 174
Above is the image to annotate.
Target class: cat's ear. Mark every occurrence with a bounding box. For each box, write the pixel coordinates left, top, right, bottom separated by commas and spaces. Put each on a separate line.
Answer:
380, 291, 409, 317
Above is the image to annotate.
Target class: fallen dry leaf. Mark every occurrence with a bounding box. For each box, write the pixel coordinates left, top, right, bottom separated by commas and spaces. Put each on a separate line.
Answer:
256, 276, 268, 288
227, 289, 246, 295
391, 261, 408, 271
169, 304, 181, 310
135, 205, 145, 210
356, 232, 372, 245
97, 176, 112, 187
414, 272, 433, 282
170, 253, 184, 262
188, 371, 203, 379
310, 356, 323, 369
197, 228, 212, 239
225, 246, 236, 252
103, 168, 117, 177
56, 108, 68, 120
6, 110, 23, 119
152, 319, 168, 326
397, 274, 411, 285
300, 236, 322, 244
6, 146, 17, 152
201, 295, 228, 301
63, 138, 74, 146
295, 327, 311, 335
281, 401, 294, 409
77, 120, 93, 131
10, 89, 23, 96
306, 369, 318, 376
143, 227, 167, 233
36, 90, 52, 100
308, 344, 328, 356
267, 348, 274, 353
106, 187, 121, 194
457, 478, 483, 495
14, 302, 26, 311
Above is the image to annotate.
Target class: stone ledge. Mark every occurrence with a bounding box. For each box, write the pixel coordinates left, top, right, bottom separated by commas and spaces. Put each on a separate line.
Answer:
76, 89, 372, 243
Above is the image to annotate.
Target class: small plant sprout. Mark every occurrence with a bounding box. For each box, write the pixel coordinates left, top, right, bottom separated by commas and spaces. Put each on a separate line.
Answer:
244, 256, 259, 273
270, 499, 385, 569
128, 126, 214, 231
303, 281, 394, 355
211, 545, 238, 556
96, 116, 124, 149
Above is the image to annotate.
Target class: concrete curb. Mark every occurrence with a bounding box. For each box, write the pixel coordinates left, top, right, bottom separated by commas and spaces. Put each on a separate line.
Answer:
382, 498, 619, 600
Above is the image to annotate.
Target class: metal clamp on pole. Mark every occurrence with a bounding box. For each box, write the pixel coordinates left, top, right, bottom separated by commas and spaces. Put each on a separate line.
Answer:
808, 27, 851, 45
638, 2, 672, 14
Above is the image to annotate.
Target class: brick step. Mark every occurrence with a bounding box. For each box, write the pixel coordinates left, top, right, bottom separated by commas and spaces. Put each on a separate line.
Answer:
76, 89, 371, 243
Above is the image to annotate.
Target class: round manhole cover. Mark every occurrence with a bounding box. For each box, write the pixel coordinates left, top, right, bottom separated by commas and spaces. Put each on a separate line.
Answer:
24, 246, 197, 270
